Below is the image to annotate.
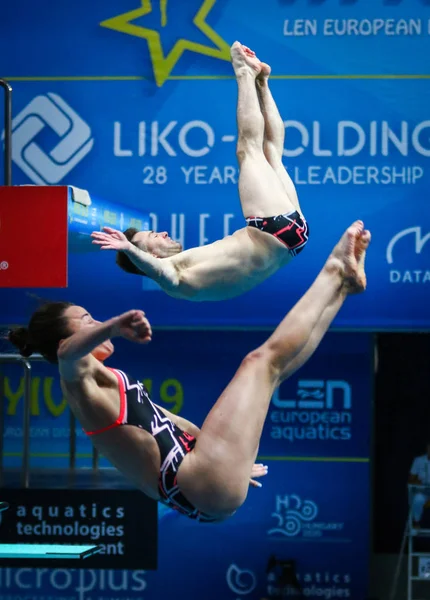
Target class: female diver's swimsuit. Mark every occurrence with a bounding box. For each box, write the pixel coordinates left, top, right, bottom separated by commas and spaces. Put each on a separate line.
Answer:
84, 368, 218, 523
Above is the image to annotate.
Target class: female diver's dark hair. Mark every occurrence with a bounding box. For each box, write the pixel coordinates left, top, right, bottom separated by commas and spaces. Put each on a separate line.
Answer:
8, 301, 74, 363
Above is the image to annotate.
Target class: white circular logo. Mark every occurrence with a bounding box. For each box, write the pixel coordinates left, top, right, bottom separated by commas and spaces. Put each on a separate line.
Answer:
226, 564, 257, 595
0, 261, 9, 270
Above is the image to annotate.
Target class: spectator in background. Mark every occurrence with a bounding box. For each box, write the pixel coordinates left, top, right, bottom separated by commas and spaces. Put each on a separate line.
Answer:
409, 442, 430, 528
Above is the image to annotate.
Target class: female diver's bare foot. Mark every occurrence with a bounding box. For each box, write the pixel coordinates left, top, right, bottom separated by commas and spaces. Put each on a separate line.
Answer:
354, 229, 371, 291
257, 62, 271, 84
326, 221, 370, 294
231, 41, 262, 77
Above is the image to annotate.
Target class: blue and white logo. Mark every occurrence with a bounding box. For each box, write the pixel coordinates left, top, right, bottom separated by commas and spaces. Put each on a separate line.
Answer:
226, 564, 257, 596
268, 495, 318, 537
272, 380, 351, 410
11, 93, 94, 184
387, 227, 430, 265
386, 227, 430, 284
268, 495, 344, 540
270, 380, 353, 443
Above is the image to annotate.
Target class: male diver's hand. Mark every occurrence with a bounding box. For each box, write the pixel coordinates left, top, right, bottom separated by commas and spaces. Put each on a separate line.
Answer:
112, 310, 152, 344
91, 227, 131, 251
249, 463, 269, 488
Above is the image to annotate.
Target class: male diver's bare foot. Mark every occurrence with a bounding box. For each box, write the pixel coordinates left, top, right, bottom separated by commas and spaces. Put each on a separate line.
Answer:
327, 221, 369, 294
231, 41, 261, 77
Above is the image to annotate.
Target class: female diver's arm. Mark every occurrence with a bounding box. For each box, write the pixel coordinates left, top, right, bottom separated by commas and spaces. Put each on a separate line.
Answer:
58, 319, 118, 381
58, 310, 151, 382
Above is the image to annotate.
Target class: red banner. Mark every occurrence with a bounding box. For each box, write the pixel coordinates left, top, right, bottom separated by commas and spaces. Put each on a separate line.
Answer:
0, 186, 68, 288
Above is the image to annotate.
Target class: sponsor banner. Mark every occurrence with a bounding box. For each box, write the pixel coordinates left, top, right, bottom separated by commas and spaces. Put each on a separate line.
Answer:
1, 331, 372, 468
0, 563, 358, 600
0, 461, 369, 599
0, 79, 428, 327
154, 460, 369, 599
1, 0, 430, 77
0, 489, 157, 569
234, 460, 370, 551
263, 332, 372, 458
0, 568, 148, 600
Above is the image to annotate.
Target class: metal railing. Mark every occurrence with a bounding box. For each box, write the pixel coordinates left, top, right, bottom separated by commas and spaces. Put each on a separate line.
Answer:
0, 353, 99, 489
0, 79, 12, 186
68, 412, 99, 472
0, 353, 44, 488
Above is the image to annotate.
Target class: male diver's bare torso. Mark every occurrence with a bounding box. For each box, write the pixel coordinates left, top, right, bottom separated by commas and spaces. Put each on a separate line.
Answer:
168, 227, 292, 301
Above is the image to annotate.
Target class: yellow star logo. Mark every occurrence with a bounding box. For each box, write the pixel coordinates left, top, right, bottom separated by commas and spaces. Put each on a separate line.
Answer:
100, 0, 231, 87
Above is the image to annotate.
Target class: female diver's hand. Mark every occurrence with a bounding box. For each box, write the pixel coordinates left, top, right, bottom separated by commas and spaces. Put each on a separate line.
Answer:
112, 310, 152, 344
249, 463, 269, 488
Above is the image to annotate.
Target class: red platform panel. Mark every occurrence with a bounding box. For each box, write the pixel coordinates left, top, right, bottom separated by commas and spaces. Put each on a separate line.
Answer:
0, 186, 68, 288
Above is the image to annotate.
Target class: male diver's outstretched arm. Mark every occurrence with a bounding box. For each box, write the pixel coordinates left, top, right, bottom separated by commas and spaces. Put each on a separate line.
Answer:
123, 244, 179, 287
91, 227, 180, 289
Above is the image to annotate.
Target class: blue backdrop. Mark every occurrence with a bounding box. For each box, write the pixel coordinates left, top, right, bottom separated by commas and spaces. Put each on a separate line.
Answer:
0, 0, 429, 329
0, 1, 423, 598
1, 330, 372, 599
2, 331, 372, 466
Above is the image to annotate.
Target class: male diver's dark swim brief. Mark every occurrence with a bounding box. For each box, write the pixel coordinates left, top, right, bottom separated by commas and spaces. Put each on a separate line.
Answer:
246, 210, 309, 256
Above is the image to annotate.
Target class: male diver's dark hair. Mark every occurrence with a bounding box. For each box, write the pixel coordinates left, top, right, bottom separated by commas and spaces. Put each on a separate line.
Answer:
8, 301, 74, 364
116, 228, 148, 277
